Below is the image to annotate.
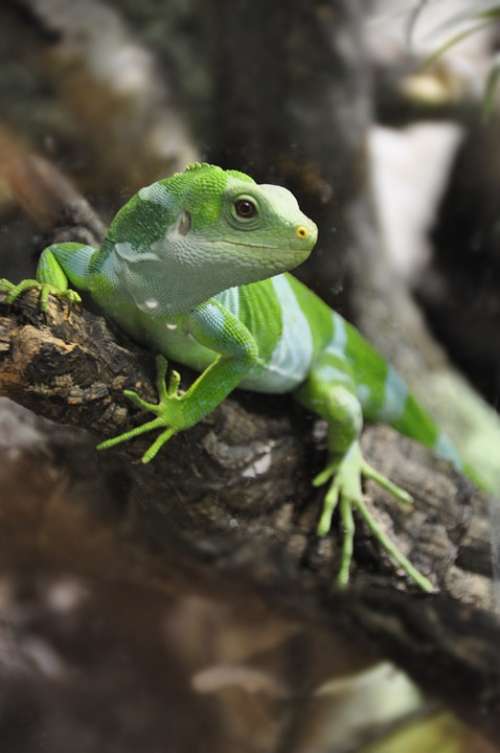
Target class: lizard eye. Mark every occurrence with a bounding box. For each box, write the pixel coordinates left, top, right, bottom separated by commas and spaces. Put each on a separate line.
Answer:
233, 197, 257, 220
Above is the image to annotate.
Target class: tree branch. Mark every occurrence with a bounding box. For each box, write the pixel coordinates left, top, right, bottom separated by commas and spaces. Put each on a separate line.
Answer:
1, 286, 500, 742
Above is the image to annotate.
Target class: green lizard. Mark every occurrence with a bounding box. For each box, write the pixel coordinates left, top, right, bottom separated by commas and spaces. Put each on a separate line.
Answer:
0, 162, 463, 592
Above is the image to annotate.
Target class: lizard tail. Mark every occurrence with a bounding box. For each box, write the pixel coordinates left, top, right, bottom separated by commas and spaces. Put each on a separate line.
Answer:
365, 362, 495, 491
343, 320, 492, 488
389, 391, 463, 471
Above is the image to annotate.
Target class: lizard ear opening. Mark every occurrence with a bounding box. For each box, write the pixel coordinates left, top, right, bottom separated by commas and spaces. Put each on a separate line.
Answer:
178, 210, 192, 236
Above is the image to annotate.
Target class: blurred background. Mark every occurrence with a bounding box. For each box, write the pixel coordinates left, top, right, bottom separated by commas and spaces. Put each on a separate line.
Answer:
1, 1, 500, 751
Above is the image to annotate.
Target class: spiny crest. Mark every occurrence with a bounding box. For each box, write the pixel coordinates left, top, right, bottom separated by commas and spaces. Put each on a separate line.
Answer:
164, 162, 223, 188
183, 162, 255, 184
162, 163, 226, 199
184, 161, 222, 176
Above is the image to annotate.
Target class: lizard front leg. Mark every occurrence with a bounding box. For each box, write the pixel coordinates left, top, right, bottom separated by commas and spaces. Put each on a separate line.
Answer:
98, 299, 261, 462
0, 242, 96, 310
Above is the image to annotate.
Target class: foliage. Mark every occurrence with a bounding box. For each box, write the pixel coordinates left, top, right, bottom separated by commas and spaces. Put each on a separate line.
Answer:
409, 1, 500, 116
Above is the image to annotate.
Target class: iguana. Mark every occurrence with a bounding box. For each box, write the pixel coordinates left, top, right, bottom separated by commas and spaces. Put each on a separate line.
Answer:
0, 162, 464, 592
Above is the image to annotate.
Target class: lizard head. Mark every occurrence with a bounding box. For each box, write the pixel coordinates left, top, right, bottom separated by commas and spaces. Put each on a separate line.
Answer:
174, 163, 318, 287
113, 164, 318, 315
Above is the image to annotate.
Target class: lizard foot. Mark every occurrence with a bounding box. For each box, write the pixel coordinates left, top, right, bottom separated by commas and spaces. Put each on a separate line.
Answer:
97, 356, 182, 463
0, 278, 81, 312
313, 441, 434, 592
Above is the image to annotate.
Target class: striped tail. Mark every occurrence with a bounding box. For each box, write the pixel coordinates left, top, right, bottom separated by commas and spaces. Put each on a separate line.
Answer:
390, 389, 463, 472
390, 388, 493, 489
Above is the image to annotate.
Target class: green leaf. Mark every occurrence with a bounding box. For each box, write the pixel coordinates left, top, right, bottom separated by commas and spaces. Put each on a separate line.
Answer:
421, 19, 494, 69
405, 0, 431, 45
483, 53, 500, 119
423, 3, 500, 40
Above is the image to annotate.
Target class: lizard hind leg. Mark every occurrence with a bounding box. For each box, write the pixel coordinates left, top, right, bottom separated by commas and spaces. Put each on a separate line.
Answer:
296, 361, 434, 592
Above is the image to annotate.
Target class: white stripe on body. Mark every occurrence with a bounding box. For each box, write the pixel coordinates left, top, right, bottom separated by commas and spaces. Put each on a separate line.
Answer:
435, 432, 462, 469
216, 286, 240, 319
325, 312, 347, 356
138, 182, 173, 207
314, 314, 374, 406
377, 365, 408, 423
321, 312, 361, 396
242, 274, 314, 392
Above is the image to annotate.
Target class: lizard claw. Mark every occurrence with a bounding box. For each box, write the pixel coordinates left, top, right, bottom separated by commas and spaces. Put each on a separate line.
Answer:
0, 278, 81, 312
167, 370, 181, 396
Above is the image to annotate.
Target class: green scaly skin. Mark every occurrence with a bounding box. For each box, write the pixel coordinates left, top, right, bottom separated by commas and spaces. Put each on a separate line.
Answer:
2, 162, 467, 592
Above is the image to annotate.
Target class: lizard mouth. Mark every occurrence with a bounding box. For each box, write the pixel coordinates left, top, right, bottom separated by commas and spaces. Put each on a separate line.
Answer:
217, 239, 311, 256
217, 239, 282, 250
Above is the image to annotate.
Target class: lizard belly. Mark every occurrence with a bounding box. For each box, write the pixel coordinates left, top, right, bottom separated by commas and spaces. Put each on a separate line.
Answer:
176, 275, 317, 394
141, 318, 218, 373
143, 321, 311, 394
139, 300, 314, 395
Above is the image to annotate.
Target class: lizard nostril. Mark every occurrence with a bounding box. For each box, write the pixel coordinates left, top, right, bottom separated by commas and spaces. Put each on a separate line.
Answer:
295, 225, 308, 240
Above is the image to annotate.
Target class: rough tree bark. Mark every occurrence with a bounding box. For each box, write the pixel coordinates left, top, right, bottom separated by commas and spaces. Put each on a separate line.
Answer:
1, 279, 500, 743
